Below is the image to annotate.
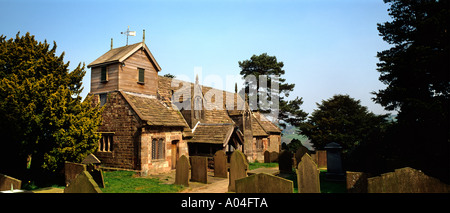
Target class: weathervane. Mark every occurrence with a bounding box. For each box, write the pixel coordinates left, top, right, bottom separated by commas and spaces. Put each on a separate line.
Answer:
121, 26, 136, 46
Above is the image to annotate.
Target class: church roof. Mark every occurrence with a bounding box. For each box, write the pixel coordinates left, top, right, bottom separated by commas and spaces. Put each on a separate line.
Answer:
120, 91, 189, 127
87, 42, 161, 71
189, 123, 242, 145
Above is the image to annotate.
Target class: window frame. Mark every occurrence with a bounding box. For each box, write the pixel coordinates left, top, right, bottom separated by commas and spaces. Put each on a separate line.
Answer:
151, 138, 165, 161
138, 68, 145, 84
100, 66, 108, 83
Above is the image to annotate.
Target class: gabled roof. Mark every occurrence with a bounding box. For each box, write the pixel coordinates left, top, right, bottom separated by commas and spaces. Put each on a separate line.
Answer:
87, 42, 161, 71
189, 123, 242, 146
120, 91, 189, 127
253, 111, 282, 134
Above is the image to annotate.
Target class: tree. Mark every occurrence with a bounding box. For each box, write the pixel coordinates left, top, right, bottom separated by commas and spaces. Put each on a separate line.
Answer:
374, 0, 449, 182
163, 73, 175, 78
0, 32, 102, 182
238, 53, 307, 128
300, 95, 389, 156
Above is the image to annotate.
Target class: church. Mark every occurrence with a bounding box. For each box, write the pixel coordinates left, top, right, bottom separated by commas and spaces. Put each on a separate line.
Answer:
87, 40, 281, 175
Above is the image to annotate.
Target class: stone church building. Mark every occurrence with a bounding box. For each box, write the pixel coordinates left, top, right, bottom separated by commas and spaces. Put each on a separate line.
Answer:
87, 41, 281, 175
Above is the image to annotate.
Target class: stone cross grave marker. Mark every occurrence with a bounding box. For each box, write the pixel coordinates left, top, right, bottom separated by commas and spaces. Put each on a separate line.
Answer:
190, 156, 208, 184
214, 150, 228, 178
174, 155, 190, 187
235, 173, 293, 193
228, 150, 248, 192
296, 153, 320, 193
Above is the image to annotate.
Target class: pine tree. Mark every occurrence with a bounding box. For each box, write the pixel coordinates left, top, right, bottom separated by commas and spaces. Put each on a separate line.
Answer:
0, 32, 102, 181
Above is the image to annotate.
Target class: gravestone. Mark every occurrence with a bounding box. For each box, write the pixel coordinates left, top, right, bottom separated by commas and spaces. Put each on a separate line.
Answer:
86, 167, 105, 188
346, 171, 369, 193
190, 156, 208, 184
264, 150, 270, 163
0, 174, 22, 191
270, 151, 279, 162
296, 153, 320, 193
214, 150, 228, 178
278, 150, 293, 173
324, 142, 344, 180
228, 150, 248, 192
294, 145, 310, 166
235, 173, 293, 193
367, 167, 450, 193
64, 171, 102, 193
65, 161, 87, 186
174, 155, 190, 187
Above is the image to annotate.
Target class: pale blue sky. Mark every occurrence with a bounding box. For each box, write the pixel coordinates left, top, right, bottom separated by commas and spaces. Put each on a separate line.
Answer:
1, 0, 392, 115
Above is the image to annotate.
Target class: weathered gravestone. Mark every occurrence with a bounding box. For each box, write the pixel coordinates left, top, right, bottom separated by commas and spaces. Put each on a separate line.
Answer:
214, 150, 228, 178
65, 161, 87, 186
346, 171, 370, 193
174, 155, 190, 187
270, 152, 278, 163
0, 173, 22, 191
228, 150, 248, 192
294, 145, 310, 166
235, 173, 293, 193
296, 153, 320, 193
64, 171, 102, 193
278, 150, 293, 174
367, 167, 450, 193
264, 151, 270, 163
324, 142, 344, 180
190, 156, 208, 184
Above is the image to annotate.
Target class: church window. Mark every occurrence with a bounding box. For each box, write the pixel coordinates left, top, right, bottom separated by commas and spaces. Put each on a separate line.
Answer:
138, 68, 145, 84
152, 138, 165, 160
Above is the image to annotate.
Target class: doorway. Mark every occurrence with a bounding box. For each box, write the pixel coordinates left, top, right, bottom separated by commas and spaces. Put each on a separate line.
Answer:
171, 140, 180, 169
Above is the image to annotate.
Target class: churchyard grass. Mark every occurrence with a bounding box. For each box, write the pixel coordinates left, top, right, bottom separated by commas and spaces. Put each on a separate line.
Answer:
103, 171, 184, 193
248, 162, 278, 170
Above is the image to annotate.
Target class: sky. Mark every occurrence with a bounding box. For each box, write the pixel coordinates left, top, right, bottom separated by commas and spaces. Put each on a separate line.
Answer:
1, 0, 393, 115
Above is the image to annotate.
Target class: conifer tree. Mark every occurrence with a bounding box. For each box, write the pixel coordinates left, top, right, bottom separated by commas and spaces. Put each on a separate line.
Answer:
0, 32, 102, 180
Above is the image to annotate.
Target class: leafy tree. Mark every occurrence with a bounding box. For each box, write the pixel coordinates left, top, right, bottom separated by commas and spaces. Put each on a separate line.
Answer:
238, 53, 307, 128
0, 32, 102, 181
163, 73, 175, 78
374, 0, 449, 182
300, 95, 389, 156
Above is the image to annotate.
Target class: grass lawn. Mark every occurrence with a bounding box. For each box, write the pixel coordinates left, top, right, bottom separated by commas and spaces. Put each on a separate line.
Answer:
102, 170, 184, 193
248, 162, 278, 170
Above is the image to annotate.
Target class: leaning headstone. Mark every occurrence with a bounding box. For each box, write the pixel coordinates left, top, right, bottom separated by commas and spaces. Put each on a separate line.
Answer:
228, 150, 249, 192
264, 150, 270, 163
175, 155, 190, 187
324, 142, 344, 180
214, 150, 228, 178
0, 174, 22, 191
190, 156, 208, 184
278, 150, 293, 173
64, 171, 102, 193
296, 153, 320, 193
65, 161, 87, 186
346, 171, 370, 193
236, 173, 293, 193
86, 167, 105, 188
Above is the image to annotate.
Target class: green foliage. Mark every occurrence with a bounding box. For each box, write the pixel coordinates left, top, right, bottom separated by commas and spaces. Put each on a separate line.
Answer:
374, 0, 449, 182
0, 32, 102, 179
238, 53, 307, 128
163, 73, 175, 78
102, 171, 184, 193
248, 162, 278, 171
300, 94, 389, 155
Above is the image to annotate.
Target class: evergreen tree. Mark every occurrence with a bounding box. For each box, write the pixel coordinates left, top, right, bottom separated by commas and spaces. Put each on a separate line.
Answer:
0, 32, 102, 181
239, 53, 307, 128
300, 95, 389, 156
374, 0, 449, 182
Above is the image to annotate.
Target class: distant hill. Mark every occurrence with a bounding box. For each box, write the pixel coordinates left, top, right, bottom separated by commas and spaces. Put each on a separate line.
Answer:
281, 125, 314, 151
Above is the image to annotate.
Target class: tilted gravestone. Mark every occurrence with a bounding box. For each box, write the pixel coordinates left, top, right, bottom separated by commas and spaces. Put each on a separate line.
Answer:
235, 173, 293, 193
228, 150, 248, 192
64, 171, 102, 193
278, 150, 293, 173
190, 156, 208, 184
65, 161, 87, 186
296, 153, 320, 193
174, 155, 190, 187
214, 150, 228, 178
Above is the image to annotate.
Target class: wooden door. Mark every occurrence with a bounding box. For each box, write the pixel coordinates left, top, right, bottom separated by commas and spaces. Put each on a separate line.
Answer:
171, 141, 179, 169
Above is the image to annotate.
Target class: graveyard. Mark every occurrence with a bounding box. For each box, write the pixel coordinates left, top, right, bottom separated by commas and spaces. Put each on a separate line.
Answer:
3, 143, 447, 194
